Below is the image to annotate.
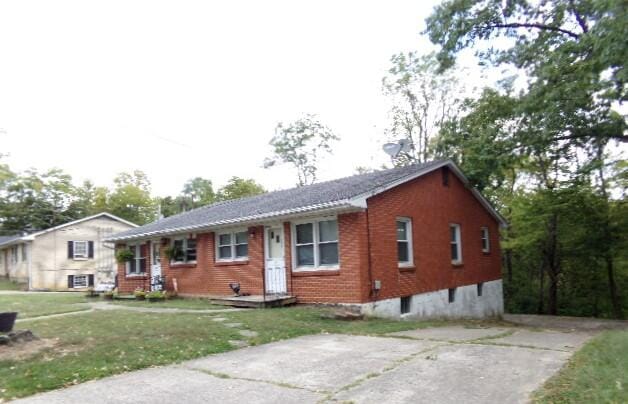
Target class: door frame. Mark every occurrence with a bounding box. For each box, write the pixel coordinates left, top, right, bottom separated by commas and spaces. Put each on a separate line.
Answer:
264, 224, 287, 294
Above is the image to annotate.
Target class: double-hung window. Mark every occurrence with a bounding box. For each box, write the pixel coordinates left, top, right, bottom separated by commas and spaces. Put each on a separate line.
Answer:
11, 246, 18, 263
216, 230, 248, 261
127, 244, 147, 275
73, 241, 88, 259
481, 227, 490, 253
73, 275, 88, 288
450, 224, 462, 264
294, 218, 339, 270
396, 218, 413, 267
172, 238, 197, 263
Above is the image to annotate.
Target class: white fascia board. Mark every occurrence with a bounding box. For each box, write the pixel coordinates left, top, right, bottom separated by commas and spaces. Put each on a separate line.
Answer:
104, 201, 360, 243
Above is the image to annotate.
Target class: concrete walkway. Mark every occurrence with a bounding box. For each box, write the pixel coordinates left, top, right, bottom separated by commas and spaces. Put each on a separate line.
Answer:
14, 301, 241, 323
15, 320, 606, 404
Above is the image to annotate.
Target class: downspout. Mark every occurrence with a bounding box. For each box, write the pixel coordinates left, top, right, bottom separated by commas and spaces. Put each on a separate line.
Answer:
365, 208, 376, 302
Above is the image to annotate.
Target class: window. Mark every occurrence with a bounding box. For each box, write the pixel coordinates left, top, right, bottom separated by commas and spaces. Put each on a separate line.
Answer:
293, 218, 339, 269
73, 241, 88, 259
127, 244, 147, 275
396, 218, 413, 267
400, 296, 411, 314
216, 230, 248, 261
481, 227, 490, 253
21, 244, 27, 261
477, 282, 484, 297
448, 288, 456, 303
73, 275, 88, 288
450, 224, 462, 264
172, 237, 198, 263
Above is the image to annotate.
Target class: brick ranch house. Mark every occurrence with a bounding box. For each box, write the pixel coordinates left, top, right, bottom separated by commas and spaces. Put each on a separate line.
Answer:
107, 160, 506, 319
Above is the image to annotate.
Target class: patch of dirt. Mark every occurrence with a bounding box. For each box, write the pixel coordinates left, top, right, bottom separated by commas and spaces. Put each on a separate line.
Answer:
0, 338, 57, 361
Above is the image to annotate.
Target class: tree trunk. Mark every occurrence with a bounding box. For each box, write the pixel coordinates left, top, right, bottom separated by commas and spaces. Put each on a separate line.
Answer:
537, 261, 545, 314
548, 274, 558, 315
605, 255, 624, 319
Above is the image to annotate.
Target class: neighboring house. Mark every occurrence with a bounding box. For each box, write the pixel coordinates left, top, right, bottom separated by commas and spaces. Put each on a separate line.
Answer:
107, 160, 505, 319
0, 213, 138, 291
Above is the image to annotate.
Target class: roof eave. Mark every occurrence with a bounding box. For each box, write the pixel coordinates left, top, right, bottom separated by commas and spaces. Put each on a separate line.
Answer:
105, 201, 360, 243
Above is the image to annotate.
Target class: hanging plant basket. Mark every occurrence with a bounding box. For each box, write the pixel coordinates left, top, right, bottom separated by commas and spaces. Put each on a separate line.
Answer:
115, 249, 135, 264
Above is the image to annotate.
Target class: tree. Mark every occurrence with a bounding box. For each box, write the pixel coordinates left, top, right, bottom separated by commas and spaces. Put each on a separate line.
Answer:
217, 177, 265, 201
0, 168, 77, 232
107, 171, 157, 225
382, 52, 463, 165
181, 177, 215, 208
264, 114, 339, 186
425, 0, 628, 318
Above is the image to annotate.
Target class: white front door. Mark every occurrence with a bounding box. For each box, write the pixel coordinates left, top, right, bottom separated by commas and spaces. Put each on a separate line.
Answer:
265, 226, 287, 294
151, 241, 162, 290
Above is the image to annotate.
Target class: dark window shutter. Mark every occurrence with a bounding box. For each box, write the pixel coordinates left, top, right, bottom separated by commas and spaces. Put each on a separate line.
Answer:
68, 275, 74, 288
88, 274, 94, 286
88, 241, 94, 258
68, 241, 74, 258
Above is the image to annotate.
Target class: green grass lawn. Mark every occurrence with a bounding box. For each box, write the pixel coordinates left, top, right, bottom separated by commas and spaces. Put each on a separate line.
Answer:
533, 329, 628, 403
0, 278, 27, 291
0, 294, 440, 401
111, 297, 225, 310
0, 293, 90, 319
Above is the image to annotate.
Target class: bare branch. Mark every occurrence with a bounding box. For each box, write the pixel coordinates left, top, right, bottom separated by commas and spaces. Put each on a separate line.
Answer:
486, 22, 580, 39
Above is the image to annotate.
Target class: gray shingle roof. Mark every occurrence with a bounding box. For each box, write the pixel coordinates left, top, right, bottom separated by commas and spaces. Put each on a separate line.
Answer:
107, 160, 449, 242
0, 234, 24, 248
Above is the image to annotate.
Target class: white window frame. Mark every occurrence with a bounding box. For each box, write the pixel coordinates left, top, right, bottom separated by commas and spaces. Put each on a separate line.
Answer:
481, 227, 490, 253
396, 217, 413, 267
73, 240, 89, 260
171, 237, 198, 264
73, 275, 88, 288
450, 223, 462, 264
126, 244, 147, 275
215, 229, 248, 262
291, 216, 339, 272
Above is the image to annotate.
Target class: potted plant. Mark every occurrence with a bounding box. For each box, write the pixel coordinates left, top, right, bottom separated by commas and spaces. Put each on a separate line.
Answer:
134, 289, 146, 300
0, 312, 18, 333
146, 290, 166, 302
115, 249, 134, 264
163, 245, 180, 262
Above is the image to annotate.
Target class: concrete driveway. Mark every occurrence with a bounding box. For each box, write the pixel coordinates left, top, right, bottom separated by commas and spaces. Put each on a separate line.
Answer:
15, 321, 597, 404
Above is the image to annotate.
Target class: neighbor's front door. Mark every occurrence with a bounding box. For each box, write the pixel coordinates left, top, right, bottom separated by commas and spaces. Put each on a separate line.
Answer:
265, 226, 287, 294
151, 241, 162, 290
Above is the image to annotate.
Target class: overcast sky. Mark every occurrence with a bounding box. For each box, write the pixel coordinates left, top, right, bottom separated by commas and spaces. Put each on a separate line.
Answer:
0, 0, 478, 196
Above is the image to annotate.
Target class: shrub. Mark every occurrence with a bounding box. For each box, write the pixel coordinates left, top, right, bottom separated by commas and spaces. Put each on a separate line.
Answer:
134, 289, 146, 300
146, 290, 166, 302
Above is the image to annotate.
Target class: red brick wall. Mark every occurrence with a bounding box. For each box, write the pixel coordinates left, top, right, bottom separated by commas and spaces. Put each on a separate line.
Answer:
366, 167, 502, 301
287, 212, 370, 304
117, 228, 265, 296
117, 167, 501, 303
116, 242, 152, 292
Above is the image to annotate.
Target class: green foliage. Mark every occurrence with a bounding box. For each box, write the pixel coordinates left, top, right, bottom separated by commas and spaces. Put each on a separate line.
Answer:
146, 290, 166, 301
107, 171, 157, 225
424, 0, 627, 318
115, 249, 134, 263
264, 114, 339, 186
216, 177, 265, 201
382, 52, 463, 164
533, 329, 628, 403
